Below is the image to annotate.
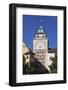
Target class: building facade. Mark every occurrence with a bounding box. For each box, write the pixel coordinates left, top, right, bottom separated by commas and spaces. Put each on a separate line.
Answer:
33, 24, 51, 71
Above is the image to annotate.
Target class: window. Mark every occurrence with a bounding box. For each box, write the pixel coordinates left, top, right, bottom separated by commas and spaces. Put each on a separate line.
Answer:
37, 35, 39, 38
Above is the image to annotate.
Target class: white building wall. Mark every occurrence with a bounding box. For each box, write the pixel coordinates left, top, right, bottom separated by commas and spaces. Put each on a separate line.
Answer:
48, 53, 55, 66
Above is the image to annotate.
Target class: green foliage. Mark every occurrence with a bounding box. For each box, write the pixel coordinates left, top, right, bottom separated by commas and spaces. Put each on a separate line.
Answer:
23, 56, 35, 74
23, 56, 30, 74
49, 54, 57, 73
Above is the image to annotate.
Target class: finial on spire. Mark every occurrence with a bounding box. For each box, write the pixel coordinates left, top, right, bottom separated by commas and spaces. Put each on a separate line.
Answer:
39, 20, 44, 29
37, 20, 45, 33
40, 19, 43, 23
40, 20, 43, 26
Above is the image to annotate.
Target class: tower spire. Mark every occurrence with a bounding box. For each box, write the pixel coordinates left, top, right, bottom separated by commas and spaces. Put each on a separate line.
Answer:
38, 20, 45, 33
40, 20, 43, 25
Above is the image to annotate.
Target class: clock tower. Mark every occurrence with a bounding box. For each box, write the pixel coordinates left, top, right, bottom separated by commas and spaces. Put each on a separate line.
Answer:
33, 23, 50, 71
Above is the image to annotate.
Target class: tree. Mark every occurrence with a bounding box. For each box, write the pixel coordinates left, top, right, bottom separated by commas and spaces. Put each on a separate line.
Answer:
49, 54, 57, 73
23, 55, 35, 74
23, 56, 30, 74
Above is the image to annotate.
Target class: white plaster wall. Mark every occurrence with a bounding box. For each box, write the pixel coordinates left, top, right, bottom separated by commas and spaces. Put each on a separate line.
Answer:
48, 53, 55, 65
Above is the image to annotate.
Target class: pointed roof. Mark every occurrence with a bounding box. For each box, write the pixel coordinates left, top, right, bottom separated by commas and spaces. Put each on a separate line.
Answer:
37, 20, 45, 34
37, 25, 45, 33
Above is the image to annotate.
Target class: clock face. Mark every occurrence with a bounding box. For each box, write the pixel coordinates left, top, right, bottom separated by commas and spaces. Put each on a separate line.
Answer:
36, 42, 45, 49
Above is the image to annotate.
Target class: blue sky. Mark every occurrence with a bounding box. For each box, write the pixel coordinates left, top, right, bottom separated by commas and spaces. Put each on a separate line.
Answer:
23, 15, 57, 49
